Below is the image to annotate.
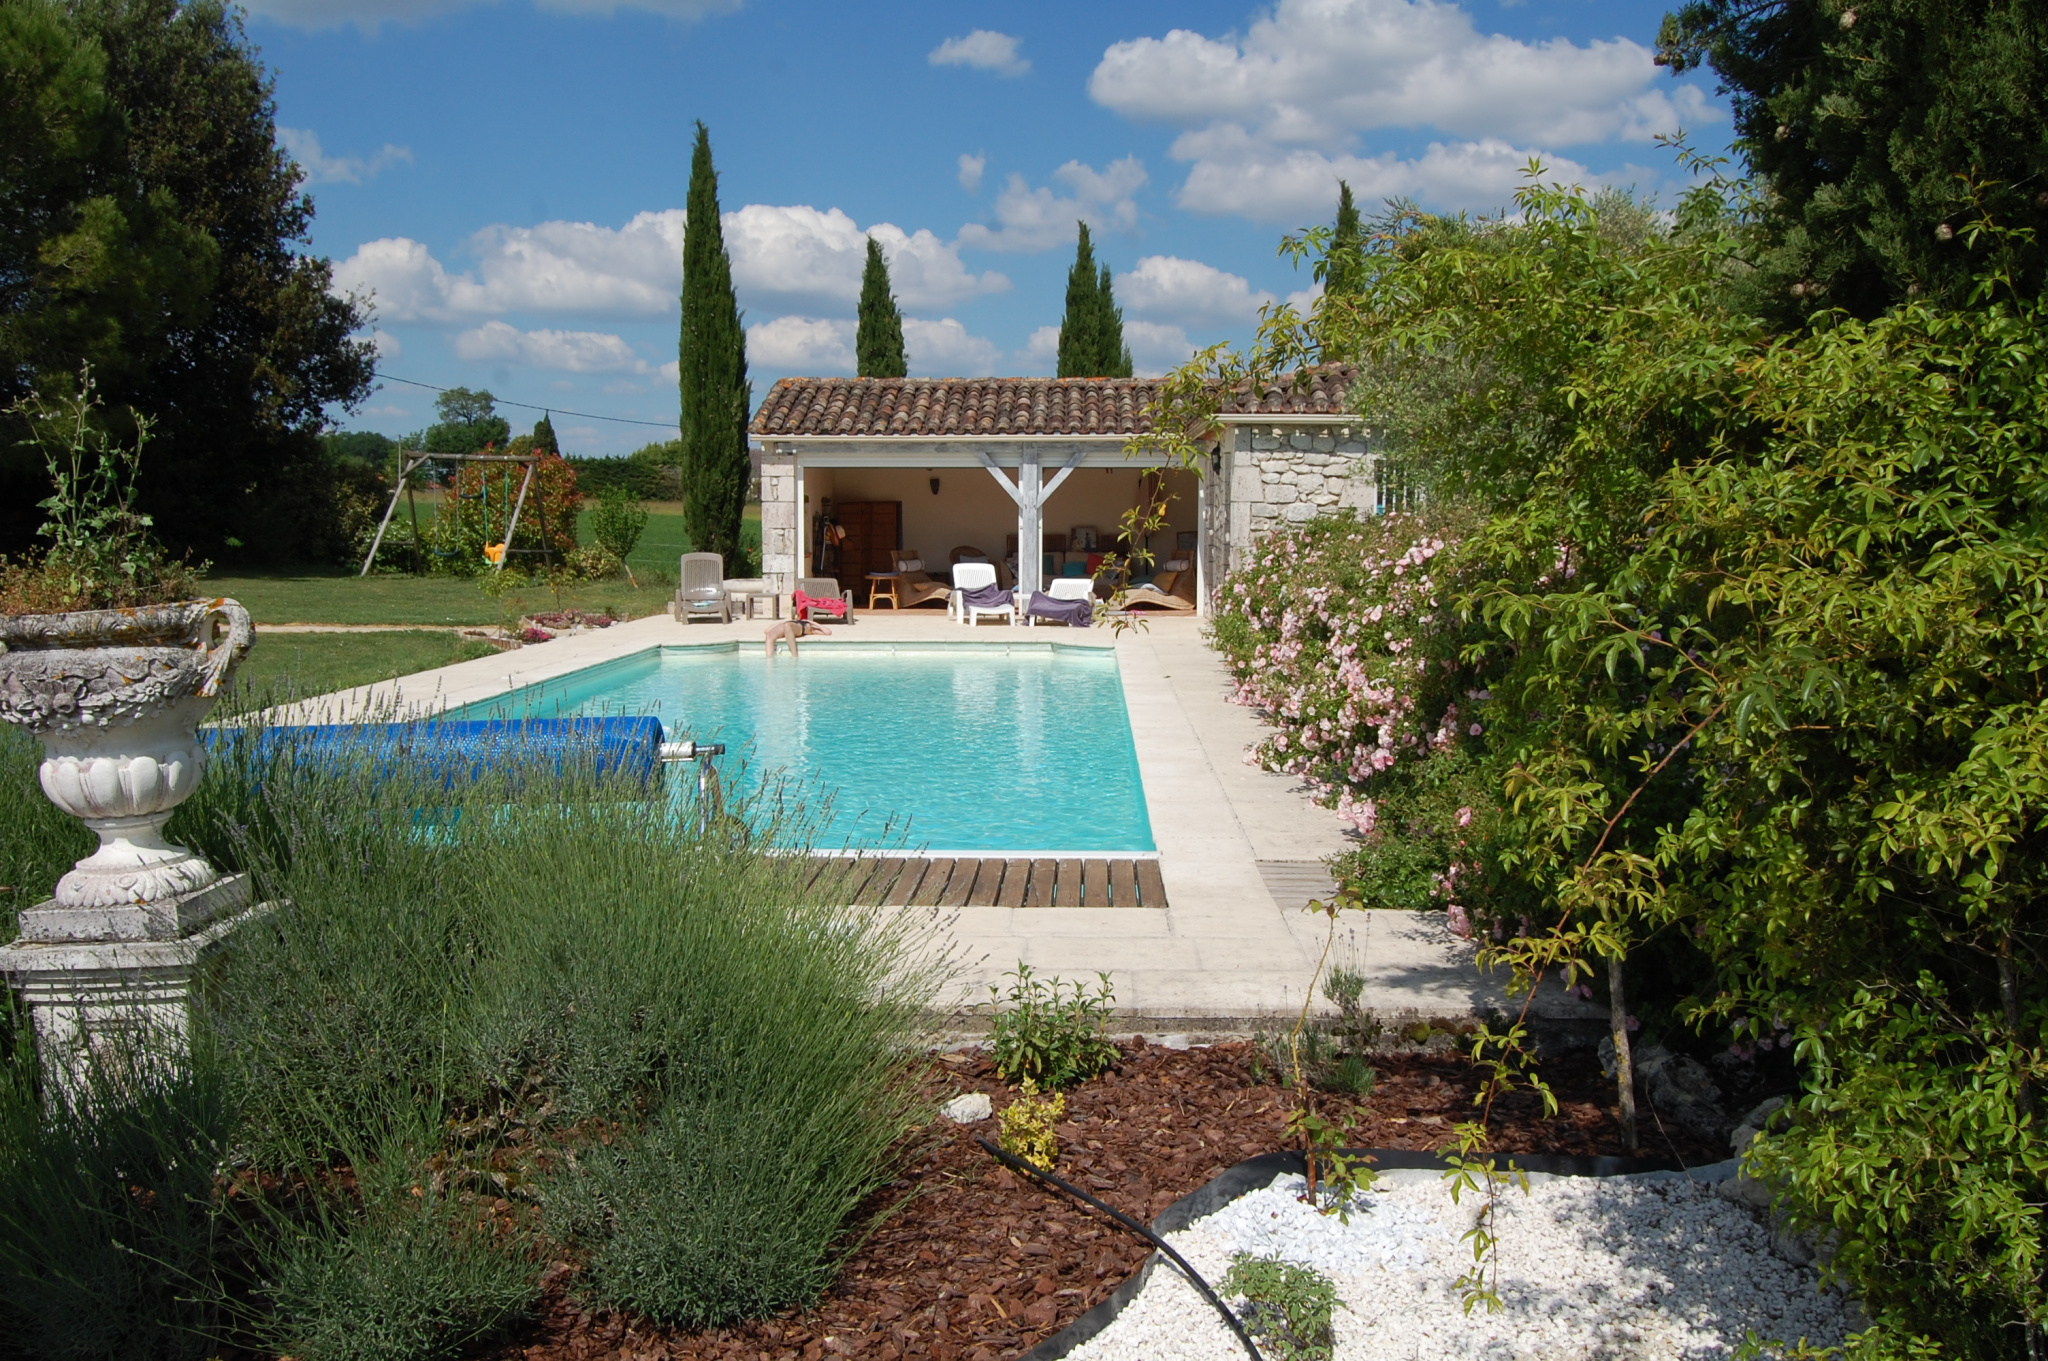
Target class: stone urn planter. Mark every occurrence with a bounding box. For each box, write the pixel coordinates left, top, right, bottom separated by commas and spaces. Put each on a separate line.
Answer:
0, 599, 258, 1090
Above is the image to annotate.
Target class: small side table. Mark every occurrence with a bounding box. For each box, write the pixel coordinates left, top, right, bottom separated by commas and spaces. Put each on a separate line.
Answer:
865, 572, 902, 609
721, 579, 782, 620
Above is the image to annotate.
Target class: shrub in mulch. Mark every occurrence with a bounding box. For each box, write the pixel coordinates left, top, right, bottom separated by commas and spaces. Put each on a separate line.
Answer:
487, 1036, 1723, 1361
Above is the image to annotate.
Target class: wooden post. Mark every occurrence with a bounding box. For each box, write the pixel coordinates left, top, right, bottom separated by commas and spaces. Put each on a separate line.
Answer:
1018, 447, 1042, 598
498, 458, 535, 573
360, 453, 427, 577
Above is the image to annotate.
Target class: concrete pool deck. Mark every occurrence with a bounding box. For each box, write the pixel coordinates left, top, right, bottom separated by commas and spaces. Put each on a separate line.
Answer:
271, 607, 1596, 1033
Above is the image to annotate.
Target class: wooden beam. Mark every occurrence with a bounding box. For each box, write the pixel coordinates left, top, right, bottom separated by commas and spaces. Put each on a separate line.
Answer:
1055, 858, 1083, 907
1039, 447, 1089, 501
1024, 859, 1055, 907
977, 451, 1025, 506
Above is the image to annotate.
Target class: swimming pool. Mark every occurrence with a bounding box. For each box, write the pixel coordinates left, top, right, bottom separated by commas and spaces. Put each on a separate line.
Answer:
450, 642, 1155, 853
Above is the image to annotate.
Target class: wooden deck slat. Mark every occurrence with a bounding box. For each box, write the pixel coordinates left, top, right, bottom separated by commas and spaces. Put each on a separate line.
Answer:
1083, 859, 1112, 908
1023, 858, 1056, 907
813, 858, 862, 902
967, 858, 1005, 907
860, 858, 905, 906
885, 859, 928, 907
938, 859, 976, 907
909, 858, 954, 907
996, 858, 1030, 908
1136, 858, 1168, 909
1055, 858, 1083, 907
1109, 858, 1138, 907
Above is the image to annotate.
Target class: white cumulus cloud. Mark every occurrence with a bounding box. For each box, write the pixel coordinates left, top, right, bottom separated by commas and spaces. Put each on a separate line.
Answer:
724, 205, 1008, 311
929, 30, 1029, 76
958, 153, 987, 193
1174, 132, 1599, 222
279, 128, 411, 185
902, 319, 1003, 375
746, 315, 1002, 377
336, 206, 1005, 325
1020, 325, 1061, 374
1118, 255, 1273, 326
452, 320, 650, 373
747, 317, 856, 373
243, 0, 741, 30
1089, 0, 1716, 219
1124, 321, 1199, 378
957, 157, 1149, 254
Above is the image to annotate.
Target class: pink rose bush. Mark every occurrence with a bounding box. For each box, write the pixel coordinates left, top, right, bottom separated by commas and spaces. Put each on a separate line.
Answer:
1210, 509, 1501, 917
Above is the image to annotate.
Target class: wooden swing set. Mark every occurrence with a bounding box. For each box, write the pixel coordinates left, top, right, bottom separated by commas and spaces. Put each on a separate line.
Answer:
358, 450, 560, 577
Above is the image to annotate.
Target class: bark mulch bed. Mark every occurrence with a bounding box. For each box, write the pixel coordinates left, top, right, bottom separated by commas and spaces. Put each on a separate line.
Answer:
490, 1037, 1724, 1361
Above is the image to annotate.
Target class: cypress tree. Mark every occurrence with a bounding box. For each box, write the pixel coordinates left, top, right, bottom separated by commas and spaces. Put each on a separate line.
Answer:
1096, 262, 1133, 378
531, 413, 559, 455
1326, 180, 1364, 299
677, 120, 752, 574
855, 236, 907, 378
1056, 222, 1104, 377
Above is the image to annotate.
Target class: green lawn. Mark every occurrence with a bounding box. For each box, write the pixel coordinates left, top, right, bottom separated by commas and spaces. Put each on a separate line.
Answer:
205, 500, 760, 629
232, 630, 502, 699
570, 501, 760, 580
203, 569, 678, 626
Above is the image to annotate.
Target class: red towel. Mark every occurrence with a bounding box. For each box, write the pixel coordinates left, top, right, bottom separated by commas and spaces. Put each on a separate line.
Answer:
793, 590, 848, 622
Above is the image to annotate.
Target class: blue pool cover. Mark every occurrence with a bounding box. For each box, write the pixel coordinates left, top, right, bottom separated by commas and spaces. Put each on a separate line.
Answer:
210, 716, 668, 787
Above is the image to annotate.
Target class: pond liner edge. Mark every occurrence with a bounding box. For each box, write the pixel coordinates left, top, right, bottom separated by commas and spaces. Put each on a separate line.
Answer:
1020, 1146, 1714, 1361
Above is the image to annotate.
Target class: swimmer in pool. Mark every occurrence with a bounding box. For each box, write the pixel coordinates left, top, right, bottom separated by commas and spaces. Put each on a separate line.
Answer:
764, 618, 832, 656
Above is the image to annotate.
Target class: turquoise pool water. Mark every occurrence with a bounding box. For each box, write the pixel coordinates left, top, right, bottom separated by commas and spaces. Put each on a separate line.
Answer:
450, 643, 1154, 852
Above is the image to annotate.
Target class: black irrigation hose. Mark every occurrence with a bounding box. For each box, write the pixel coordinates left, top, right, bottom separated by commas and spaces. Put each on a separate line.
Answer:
975, 1137, 1265, 1361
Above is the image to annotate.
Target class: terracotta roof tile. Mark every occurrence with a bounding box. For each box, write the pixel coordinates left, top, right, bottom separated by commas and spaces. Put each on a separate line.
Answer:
748, 367, 1356, 438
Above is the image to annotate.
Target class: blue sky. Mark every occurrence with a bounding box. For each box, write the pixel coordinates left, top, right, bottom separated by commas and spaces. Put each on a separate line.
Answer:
249, 0, 1729, 454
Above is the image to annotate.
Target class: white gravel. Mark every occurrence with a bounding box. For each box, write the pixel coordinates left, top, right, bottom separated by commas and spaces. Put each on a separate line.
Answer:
1063, 1167, 1851, 1361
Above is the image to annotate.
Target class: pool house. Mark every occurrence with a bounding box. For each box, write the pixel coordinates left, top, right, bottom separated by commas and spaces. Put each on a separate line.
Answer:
748, 366, 1374, 614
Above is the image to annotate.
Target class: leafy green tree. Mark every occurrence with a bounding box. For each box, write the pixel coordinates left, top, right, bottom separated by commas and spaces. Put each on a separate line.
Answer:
420, 387, 509, 454
1165, 175, 2048, 1356
855, 236, 906, 378
0, 0, 375, 562
1657, 0, 2048, 322
1055, 223, 1131, 378
677, 120, 751, 574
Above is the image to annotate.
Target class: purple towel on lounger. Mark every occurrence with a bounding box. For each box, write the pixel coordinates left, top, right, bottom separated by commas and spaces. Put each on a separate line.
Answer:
1027, 591, 1092, 627
960, 583, 1014, 610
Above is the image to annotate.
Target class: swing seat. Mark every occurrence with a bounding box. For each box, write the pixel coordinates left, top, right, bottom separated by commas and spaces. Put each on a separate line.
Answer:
484, 542, 507, 565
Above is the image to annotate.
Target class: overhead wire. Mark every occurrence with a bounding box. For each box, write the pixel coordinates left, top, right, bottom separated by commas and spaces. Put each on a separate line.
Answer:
373, 371, 678, 430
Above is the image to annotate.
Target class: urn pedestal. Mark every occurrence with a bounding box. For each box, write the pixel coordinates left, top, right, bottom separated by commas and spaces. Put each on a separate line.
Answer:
0, 599, 261, 1095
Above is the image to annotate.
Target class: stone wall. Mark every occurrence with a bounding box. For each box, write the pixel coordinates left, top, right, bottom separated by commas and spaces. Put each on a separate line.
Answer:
1217, 424, 1376, 579
758, 447, 799, 593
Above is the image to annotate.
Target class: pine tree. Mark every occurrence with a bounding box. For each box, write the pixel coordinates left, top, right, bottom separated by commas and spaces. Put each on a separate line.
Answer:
677, 120, 752, 574
1056, 223, 1103, 378
855, 236, 907, 378
1326, 180, 1364, 299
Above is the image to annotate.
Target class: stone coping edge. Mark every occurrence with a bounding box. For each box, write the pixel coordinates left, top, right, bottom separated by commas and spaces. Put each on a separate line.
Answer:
1020, 1146, 1730, 1361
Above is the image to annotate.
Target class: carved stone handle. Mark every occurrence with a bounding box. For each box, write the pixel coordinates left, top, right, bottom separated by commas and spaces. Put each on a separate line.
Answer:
196, 598, 253, 697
